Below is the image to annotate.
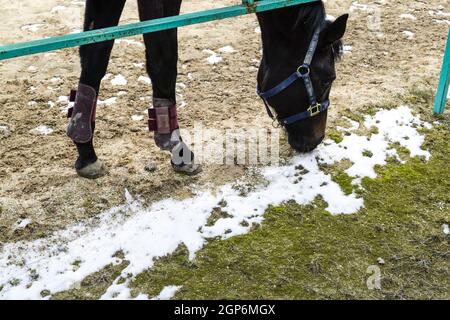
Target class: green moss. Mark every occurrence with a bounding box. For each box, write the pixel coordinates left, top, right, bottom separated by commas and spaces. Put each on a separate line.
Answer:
130, 244, 194, 298
9, 279, 20, 287
71, 259, 82, 271
362, 150, 373, 158
128, 116, 449, 300
205, 207, 233, 227
331, 172, 354, 195
52, 259, 129, 300
40, 290, 51, 298
327, 130, 343, 144
405, 88, 434, 106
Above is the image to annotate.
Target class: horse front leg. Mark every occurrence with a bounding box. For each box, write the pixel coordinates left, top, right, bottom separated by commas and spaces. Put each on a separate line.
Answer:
67, 0, 126, 179
138, 0, 201, 175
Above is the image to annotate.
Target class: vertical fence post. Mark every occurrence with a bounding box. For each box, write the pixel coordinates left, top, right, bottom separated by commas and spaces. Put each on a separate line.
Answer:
434, 28, 450, 114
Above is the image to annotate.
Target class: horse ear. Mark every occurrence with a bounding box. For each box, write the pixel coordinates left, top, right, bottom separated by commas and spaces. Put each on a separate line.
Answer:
323, 14, 349, 46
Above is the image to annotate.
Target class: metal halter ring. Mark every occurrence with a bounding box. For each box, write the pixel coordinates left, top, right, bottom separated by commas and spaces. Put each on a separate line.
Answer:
297, 64, 310, 77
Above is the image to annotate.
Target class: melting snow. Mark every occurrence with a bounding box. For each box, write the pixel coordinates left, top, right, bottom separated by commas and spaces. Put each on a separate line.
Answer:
402, 31, 415, 39
434, 19, 450, 26
138, 76, 151, 85
399, 13, 417, 20
203, 49, 222, 65
30, 125, 53, 136
116, 39, 144, 47
0, 125, 10, 137
131, 115, 144, 122
13, 219, 32, 231
218, 46, 235, 54
343, 45, 353, 54
111, 75, 127, 86
57, 96, 69, 104
443, 224, 449, 235
133, 63, 145, 69
0, 106, 432, 299
152, 286, 182, 300
98, 97, 117, 107
21, 24, 44, 32
349, 2, 370, 13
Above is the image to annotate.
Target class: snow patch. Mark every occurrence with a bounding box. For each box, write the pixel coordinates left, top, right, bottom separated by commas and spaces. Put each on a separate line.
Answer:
116, 39, 144, 47
111, 75, 127, 86
349, 3, 370, 13
57, 96, 69, 104
0, 125, 10, 137
399, 13, 417, 20
98, 97, 117, 106
138, 76, 151, 85
203, 50, 222, 65
51, 6, 67, 14
21, 24, 44, 32
218, 46, 235, 54
402, 31, 415, 40
343, 45, 353, 54
13, 219, 32, 231
434, 19, 450, 26
152, 286, 182, 300
443, 224, 449, 235
30, 125, 53, 136
133, 63, 145, 69
131, 115, 144, 122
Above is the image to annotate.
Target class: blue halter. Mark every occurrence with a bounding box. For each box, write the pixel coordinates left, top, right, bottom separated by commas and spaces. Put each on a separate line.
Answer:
257, 29, 330, 126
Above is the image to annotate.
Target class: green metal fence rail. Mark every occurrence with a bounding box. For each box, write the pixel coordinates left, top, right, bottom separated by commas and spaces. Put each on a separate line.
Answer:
0, 0, 316, 61
434, 28, 450, 114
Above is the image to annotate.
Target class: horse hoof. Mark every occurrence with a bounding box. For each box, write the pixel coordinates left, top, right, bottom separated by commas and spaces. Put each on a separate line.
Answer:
171, 162, 202, 176
76, 160, 107, 179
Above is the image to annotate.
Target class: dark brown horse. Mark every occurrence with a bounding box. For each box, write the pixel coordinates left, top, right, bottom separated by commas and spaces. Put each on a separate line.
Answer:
67, 0, 347, 179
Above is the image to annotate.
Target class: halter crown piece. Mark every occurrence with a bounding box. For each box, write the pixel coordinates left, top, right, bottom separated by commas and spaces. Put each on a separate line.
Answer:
257, 29, 330, 126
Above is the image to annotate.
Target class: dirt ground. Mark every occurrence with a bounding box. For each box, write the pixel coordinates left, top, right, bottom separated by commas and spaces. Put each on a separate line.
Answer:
0, 0, 449, 243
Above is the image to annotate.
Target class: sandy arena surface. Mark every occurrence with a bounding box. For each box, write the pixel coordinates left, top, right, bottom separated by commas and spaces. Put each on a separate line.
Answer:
0, 0, 449, 242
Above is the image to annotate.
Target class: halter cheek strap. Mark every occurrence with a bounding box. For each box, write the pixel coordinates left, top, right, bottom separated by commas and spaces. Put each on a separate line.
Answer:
257, 29, 330, 126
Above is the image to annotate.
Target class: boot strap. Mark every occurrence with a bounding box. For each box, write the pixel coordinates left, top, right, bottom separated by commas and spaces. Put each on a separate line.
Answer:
148, 105, 179, 134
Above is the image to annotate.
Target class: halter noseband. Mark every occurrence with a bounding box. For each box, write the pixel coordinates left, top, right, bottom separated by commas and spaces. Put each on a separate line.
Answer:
257, 29, 330, 126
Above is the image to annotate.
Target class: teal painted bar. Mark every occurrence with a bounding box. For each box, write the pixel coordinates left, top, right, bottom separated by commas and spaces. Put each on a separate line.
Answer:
0, 0, 317, 61
434, 28, 450, 114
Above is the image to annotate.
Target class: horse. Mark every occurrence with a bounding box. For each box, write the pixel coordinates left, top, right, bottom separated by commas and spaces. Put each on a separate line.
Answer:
67, 0, 348, 179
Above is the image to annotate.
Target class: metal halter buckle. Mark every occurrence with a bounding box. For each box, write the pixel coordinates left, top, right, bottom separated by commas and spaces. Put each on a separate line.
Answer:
297, 64, 310, 77
308, 103, 321, 117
